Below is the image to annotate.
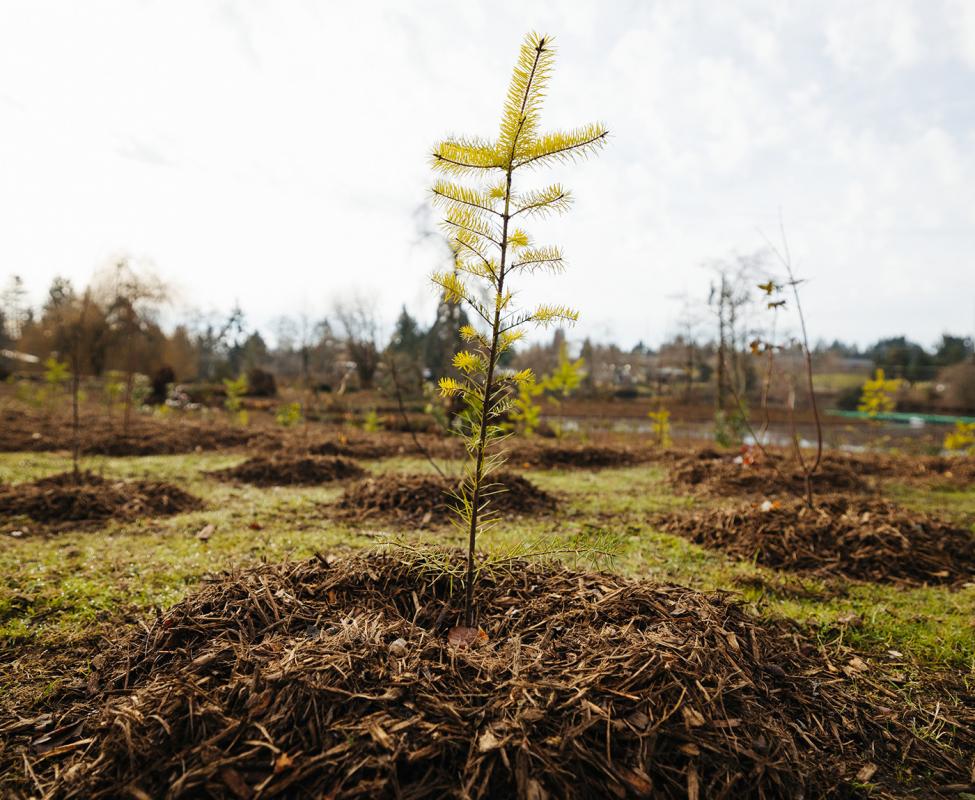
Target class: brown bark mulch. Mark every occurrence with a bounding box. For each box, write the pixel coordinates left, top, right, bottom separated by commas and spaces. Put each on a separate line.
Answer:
656, 497, 975, 585
334, 472, 557, 527
0, 471, 203, 526
206, 456, 365, 487
3, 553, 971, 798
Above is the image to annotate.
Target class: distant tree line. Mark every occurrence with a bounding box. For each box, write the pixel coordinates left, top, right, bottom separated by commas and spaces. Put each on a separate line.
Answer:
2, 269, 973, 411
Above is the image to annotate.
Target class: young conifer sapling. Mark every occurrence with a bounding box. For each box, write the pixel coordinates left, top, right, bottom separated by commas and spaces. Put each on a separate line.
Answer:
430, 32, 607, 628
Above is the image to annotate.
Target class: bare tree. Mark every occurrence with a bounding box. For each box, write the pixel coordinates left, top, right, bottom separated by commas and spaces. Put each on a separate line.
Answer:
1, 275, 29, 340
707, 254, 762, 416
94, 257, 168, 434
334, 295, 381, 390
668, 292, 705, 401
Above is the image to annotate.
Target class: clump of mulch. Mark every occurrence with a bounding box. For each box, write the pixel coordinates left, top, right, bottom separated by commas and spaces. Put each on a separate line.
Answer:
80, 426, 256, 457
656, 497, 975, 585
307, 434, 463, 461
669, 450, 869, 497
335, 472, 556, 526
0, 471, 203, 525
0, 407, 258, 456
306, 439, 398, 459
207, 455, 365, 487
8, 553, 973, 799
508, 443, 648, 470
835, 452, 975, 487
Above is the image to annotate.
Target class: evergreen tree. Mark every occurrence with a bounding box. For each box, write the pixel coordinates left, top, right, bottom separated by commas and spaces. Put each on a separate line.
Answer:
430, 32, 607, 626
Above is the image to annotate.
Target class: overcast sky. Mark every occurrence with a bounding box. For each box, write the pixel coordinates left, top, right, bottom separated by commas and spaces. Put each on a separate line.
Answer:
1, 0, 973, 349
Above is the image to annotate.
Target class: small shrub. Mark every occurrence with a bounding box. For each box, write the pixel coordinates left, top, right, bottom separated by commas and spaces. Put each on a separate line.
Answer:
103, 371, 125, 416
944, 421, 975, 454
223, 374, 249, 426
275, 401, 303, 428
647, 407, 672, 447
858, 368, 901, 417
362, 409, 382, 433
507, 375, 544, 435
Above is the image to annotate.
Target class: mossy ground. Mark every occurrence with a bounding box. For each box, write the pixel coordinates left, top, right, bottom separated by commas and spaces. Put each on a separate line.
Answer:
2, 448, 973, 718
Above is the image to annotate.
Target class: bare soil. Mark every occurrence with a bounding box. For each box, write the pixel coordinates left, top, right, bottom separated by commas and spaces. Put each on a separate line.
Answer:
0, 471, 203, 526
207, 455, 366, 487
334, 472, 556, 526
3, 553, 971, 799
656, 497, 975, 585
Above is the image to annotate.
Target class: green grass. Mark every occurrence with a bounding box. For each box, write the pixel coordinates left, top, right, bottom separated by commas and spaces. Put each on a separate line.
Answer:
1, 450, 973, 690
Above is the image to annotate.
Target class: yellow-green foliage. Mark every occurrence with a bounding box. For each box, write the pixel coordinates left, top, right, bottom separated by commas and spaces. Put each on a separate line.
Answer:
103, 370, 125, 413
647, 407, 672, 447
545, 343, 585, 398
362, 409, 382, 433
43, 356, 70, 388
222, 375, 249, 426
431, 32, 606, 623
507, 374, 544, 435
858, 368, 902, 417
505, 345, 586, 436
275, 401, 303, 428
944, 421, 975, 453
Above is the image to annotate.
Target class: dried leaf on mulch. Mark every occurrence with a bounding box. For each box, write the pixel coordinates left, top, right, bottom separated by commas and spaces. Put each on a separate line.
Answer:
6, 553, 972, 798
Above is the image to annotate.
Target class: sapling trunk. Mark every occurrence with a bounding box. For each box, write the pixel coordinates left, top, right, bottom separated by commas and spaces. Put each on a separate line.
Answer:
123, 357, 134, 435
70, 293, 92, 483
71, 365, 81, 482
763, 224, 822, 509
463, 182, 508, 627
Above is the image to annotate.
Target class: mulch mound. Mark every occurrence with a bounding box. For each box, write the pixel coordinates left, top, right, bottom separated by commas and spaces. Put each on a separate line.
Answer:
335, 472, 556, 526
669, 450, 870, 497
207, 456, 366, 487
0, 471, 203, 525
835, 452, 975, 487
307, 439, 402, 460
0, 406, 260, 455
656, 497, 975, 585
80, 427, 256, 456
307, 434, 463, 461
7, 553, 972, 798
508, 444, 648, 470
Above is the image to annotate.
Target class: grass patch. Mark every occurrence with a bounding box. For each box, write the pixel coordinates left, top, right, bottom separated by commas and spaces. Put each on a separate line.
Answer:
1, 450, 973, 684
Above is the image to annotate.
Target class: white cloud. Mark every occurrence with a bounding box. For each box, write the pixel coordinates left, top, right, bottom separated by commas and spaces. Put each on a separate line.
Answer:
0, 0, 972, 349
